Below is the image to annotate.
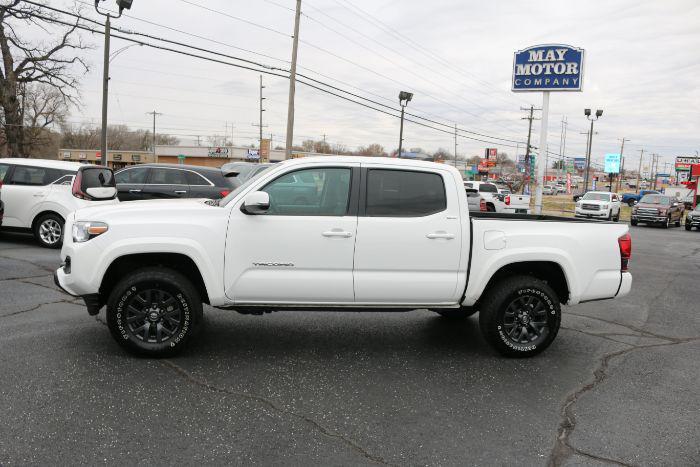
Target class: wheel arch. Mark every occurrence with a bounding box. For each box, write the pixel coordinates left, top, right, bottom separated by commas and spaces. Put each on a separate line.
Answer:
477, 261, 570, 306
31, 210, 65, 231
99, 253, 211, 307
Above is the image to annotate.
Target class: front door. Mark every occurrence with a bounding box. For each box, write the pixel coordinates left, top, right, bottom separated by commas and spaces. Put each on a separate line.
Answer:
353, 166, 463, 305
225, 164, 358, 304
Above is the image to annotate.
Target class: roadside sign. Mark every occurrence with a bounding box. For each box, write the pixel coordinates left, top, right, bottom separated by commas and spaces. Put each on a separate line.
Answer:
208, 147, 229, 158
604, 153, 621, 174
246, 149, 260, 161
675, 156, 699, 172
178, 154, 185, 165
512, 44, 585, 92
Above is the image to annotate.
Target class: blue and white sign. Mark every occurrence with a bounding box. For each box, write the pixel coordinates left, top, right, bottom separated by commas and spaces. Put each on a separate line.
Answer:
604, 153, 621, 174
512, 44, 585, 92
246, 149, 260, 160
574, 157, 587, 170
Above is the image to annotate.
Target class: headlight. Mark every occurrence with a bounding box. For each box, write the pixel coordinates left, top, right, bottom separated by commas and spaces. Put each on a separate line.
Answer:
658, 209, 667, 215
72, 221, 109, 243
601, 204, 609, 209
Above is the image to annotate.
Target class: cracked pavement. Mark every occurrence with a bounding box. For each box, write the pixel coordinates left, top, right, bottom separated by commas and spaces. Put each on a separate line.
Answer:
0, 227, 698, 465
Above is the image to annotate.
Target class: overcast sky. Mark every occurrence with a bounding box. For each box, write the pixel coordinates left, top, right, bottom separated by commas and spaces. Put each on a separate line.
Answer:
45, 0, 700, 170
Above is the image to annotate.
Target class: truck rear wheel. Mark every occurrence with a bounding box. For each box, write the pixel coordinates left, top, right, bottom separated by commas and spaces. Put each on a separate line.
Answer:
478, 275, 561, 358
106, 267, 202, 357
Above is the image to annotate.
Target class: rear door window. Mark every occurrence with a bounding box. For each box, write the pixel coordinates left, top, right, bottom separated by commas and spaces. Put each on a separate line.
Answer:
365, 169, 446, 217
478, 183, 498, 193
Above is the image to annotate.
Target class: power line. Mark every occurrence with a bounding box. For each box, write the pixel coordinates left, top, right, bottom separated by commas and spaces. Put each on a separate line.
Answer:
15, 3, 523, 149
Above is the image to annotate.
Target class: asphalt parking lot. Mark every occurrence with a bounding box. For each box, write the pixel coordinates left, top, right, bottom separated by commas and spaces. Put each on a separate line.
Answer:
0, 226, 698, 466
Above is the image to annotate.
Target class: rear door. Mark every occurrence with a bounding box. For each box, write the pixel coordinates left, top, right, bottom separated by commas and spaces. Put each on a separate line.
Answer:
143, 167, 190, 199
1, 164, 54, 228
184, 170, 226, 199
115, 166, 149, 201
353, 166, 462, 304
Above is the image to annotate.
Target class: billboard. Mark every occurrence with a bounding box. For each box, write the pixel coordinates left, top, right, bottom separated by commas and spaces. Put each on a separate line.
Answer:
604, 153, 621, 174
675, 156, 699, 172
208, 147, 229, 158
512, 44, 585, 92
485, 148, 498, 161
574, 157, 586, 170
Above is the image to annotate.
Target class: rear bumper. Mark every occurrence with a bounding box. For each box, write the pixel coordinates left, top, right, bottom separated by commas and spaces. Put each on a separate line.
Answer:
617, 272, 633, 297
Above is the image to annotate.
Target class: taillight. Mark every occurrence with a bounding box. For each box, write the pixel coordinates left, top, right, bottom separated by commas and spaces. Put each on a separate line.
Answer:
71, 170, 88, 199
480, 198, 487, 212
505, 195, 511, 205
219, 190, 230, 198
618, 233, 632, 272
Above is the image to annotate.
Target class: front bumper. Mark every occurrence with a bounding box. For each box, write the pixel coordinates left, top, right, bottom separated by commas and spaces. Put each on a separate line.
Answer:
575, 209, 608, 218
686, 216, 700, 227
632, 214, 667, 223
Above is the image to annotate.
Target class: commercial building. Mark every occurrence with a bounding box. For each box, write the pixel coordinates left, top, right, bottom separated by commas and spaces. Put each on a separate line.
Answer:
58, 149, 155, 170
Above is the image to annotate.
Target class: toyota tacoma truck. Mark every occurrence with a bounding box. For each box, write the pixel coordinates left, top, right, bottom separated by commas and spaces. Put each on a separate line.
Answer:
54, 157, 633, 358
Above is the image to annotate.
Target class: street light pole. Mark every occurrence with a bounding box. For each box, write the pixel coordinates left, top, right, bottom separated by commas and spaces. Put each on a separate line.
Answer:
94, 0, 134, 167
635, 149, 645, 194
397, 91, 413, 158
583, 109, 603, 192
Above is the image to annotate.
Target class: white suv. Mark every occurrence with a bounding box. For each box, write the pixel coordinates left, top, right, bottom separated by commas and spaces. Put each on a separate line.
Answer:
575, 191, 621, 222
0, 159, 118, 248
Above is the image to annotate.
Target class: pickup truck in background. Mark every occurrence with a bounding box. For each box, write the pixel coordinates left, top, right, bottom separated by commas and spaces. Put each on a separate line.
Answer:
54, 157, 632, 358
621, 190, 659, 207
465, 181, 531, 214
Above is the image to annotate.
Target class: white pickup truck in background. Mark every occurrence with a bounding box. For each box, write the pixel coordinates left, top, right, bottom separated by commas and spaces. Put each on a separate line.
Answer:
54, 157, 632, 358
465, 181, 531, 214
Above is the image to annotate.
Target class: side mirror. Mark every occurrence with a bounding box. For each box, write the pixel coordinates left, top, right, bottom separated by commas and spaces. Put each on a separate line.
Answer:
672, 202, 679, 207
633, 200, 638, 205
241, 191, 270, 215
85, 186, 117, 200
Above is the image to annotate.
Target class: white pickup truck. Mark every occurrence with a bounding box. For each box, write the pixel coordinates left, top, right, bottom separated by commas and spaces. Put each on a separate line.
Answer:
54, 157, 632, 358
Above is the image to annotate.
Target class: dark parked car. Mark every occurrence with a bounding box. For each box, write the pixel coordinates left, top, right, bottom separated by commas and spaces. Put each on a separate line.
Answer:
685, 206, 700, 231
631, 194, 683, 228
114, 164, 240, 201
221, 161, 276, 183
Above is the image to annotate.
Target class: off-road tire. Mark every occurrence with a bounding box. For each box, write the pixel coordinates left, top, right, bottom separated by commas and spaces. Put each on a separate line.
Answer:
627, 199, 635, 207
478, 275, 561, 358
434, 307, 478, 319
662, 216, 670, 229
675, 217, 681, 227
33, 213, 64, 249
686, 224, 692, 231
630, 219, 638, 226
106, 267, 203, 357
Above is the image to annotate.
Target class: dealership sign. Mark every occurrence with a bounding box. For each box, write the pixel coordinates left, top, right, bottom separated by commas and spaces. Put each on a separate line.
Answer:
604, 153, 621, 174
512, 44, 585, 92
208, 147, 230, 158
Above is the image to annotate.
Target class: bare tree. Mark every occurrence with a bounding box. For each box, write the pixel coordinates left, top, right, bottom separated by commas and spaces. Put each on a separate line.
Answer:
0, 0, 89, 156
356, 143, 385, 157
18, 83, 67, 155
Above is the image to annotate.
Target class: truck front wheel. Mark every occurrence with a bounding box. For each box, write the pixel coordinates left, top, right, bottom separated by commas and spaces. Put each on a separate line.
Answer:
106, 267, 203, 357
478, 276, 561, 357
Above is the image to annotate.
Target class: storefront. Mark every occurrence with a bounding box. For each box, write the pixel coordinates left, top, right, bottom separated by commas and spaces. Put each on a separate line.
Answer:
57, 149, 155, 169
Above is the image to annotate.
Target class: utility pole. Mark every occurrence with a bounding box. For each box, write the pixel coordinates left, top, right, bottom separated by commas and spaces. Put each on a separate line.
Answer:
635, 149, 645, 193
146, 110, 162, 156
454, 123, 458, 169
100, 15, 111, 166
285, 0, 302, 159
651, 153, 660, 190
520, 105, 540, 194
558, 116, 568, 183
259, 75, 265, 153
615, 137, 629, 192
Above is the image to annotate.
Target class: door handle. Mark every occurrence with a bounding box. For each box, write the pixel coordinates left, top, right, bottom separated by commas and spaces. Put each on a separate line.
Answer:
129, 189, 142, 193
426, 232, 455, 239
322, 230, 352, 238
32, 193, 46, 197
174, 190, 187, 194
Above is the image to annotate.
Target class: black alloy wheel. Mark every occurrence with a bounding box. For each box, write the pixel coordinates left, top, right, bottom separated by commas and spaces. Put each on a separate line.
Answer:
501, 295, 550, 347
124, 289, 183, 344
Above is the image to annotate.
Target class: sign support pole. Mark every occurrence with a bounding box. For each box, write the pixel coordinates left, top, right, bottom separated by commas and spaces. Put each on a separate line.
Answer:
534, 91, 549, 214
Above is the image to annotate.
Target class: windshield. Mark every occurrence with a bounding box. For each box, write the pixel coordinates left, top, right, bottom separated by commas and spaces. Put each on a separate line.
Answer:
582, 192, 611, 201
219, 165, 276, 206
640, 194, 670, 205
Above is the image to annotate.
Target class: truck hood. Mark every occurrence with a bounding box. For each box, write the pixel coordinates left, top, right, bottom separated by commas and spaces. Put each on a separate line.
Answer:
578, 199, 610, 205
73, 198, 214, 221
635, 202, 665, 209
